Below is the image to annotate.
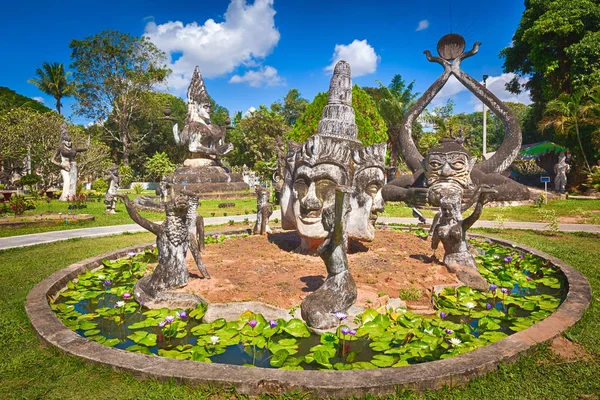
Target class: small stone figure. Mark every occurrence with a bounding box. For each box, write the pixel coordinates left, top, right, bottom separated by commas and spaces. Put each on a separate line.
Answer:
158, 176, 169, 203
300, 188, 357, 330
554, 152, 570, 193
273, 136, 287, 203
104, 165, 120, 214
51, 123, 89, 201
117, 192, 209, 309
253, 186, 273, 235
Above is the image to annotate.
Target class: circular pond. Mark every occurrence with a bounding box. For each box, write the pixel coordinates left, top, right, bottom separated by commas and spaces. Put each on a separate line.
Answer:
26, 231, 591, 397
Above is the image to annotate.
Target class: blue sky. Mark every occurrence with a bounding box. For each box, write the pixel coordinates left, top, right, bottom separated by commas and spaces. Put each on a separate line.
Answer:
1, 0, 530, 125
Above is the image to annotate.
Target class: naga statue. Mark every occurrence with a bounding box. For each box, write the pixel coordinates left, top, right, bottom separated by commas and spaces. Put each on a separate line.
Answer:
554, 152, 570, 193
173, 66, 233, 166
300, 188, 357, 329
253, 185, 273, 235
117, 191, 210, 309
104, 165, 120, 214
51, 123, 89, 201
280, 61, 387, 253
382, 34, 530, 208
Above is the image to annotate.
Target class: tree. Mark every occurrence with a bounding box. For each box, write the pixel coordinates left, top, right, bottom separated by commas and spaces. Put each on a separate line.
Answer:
0, 87, 52, 114
290, 85, 387, 145
538, 90, 594, 171
271, 88, 308, 126
28, 62, 74, 114
69, 30, 170, 166
144, 152, 175, 181
367, 74, 419, 167
226, 105, 290, 179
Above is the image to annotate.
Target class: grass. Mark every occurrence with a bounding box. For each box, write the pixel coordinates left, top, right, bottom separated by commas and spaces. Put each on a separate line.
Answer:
0, 230, 598, 399
0, 196, 259, 238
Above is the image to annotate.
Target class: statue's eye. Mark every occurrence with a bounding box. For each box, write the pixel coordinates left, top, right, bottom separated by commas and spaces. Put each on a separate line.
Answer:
452, 161, 465, 168
366, 183, 381, 195
429, 161, 441, 168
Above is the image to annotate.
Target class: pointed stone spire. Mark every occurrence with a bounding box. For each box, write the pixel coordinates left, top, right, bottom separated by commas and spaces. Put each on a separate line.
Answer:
188, 66, 210, 106
317, 60, 359, 142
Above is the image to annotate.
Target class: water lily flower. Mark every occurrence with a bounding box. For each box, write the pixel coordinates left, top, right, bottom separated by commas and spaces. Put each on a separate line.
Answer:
122, 293, 132, 299
158, 321, 166, 328
439, 312, 447, 319
519, 254, 524, 259
445, 329, 454, 334
248, 319, 258, 328
501, 288, 510, 294
334, 312, 348, 321
449, 338, 462, 346
114, 301, 125, 308
489, 284, 498, 291
210, 336, 220, 345
97, 275, 105, 280
127, 251, 136, 257
269, 320, 278, 328
349, 329, 356, 336
341, 327, 350, 335
465, 302, 475, 309
103, 280, 111, 286
164, 315, 175, 323
424, 328, 434, 335
504, 256, 513, 263
526, 276, 532, 281
178, 311, 187, 319
486, 303, 492, 310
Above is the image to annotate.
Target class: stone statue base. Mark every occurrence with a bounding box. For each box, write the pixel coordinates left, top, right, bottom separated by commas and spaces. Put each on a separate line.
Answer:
169, 163, 248, 198
134, 275, 205, 310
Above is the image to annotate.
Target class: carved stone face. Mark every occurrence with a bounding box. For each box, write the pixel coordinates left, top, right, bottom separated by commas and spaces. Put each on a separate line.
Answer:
199, 103, 210, 122
292, 163, 347, 239
347, 167, 385, 241
424, 152, 473, 188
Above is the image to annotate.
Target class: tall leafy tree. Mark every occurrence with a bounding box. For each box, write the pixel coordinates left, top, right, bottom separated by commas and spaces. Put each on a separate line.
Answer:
0, 87, 52, 114
69, 30, 170, 166
271, 88, 308, 126
27, 62, 74, 114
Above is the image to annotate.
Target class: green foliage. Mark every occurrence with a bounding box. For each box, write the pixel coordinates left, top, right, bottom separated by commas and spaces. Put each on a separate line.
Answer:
144, 152, 175, 181
8, 195, 35, 215
586, 166, 600, 191
271, 88, 308, 126
132, 183, 144, 195
118, 165, 134, 189
290, 85, 387, 145
18, 173, 42, 187
0, 86, 52, 114
91, 178, 108, 193
27, 62, 75, 114
398, 287, 423, 301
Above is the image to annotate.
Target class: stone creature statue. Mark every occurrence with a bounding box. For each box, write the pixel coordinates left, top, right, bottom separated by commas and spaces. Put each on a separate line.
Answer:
173, 66, 233, 159
104, 165, 120, 214
383, 34, 530, 207
300, 188, 357, 329
51, 123, 89, 201
253, 186, 273, 235
117, 192, 210, 309
554, 152, 570, 193
272, 136, 287, 203
158, 176, 169, 203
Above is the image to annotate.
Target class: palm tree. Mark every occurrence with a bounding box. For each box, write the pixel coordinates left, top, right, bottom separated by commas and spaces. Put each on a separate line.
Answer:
28, 62, 74, 114
376, 75, 419, 168
538, 90, 592, 172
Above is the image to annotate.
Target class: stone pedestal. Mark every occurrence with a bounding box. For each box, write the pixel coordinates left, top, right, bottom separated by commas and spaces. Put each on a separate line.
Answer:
169, 159, 248, 198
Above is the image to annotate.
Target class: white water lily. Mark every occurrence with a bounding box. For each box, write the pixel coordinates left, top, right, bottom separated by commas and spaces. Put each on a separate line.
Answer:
97, 275, 105, 280
449, 338, 462, 346
115, 301, 125, 308
423, 328, 434, 335
465, 302, 476, 309
210, 336, 220, 345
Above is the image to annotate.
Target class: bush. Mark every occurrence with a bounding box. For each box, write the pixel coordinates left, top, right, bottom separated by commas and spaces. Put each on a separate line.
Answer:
144, 152, 175, 181
586, 166, 600, 191
9, 195, 35, 215
132, 183, 144, 195
119, 165, 134, 189
0, 201, 9, 214
92, 178, 108, 193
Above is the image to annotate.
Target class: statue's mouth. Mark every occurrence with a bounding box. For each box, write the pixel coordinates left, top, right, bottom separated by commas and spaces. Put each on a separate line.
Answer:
298, 214, 322, 224
369, 213, 378, 225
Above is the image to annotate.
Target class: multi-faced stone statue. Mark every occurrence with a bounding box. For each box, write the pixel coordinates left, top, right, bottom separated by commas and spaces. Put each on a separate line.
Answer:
554, 152, 570, 193
104, 165, 120, 214
51, 123, 89, 201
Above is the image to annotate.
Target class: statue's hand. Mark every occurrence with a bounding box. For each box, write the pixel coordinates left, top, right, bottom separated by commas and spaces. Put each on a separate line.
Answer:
479, 185, 497, 202
406, 187, 430, 207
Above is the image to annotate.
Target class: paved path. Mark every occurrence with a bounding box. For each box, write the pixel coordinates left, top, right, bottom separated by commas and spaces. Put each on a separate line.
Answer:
1, 210, 598, 251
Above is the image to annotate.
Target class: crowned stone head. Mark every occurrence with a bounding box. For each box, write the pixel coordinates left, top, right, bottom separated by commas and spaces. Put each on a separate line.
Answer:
187, 66, 211, 123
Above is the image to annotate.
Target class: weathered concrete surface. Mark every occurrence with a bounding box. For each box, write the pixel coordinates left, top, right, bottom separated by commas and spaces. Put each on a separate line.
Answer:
26, 233, 592, 397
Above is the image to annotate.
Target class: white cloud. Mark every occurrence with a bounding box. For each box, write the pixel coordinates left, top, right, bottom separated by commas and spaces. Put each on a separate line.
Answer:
32, 96, 44, 104
471, 73, 532, 111
325, 39, 379, 77
416, 20, 429, 31
431, 75, 466, 105
144, 0, 281, 93
229, 65, 285, 87
243, 106, 257, 117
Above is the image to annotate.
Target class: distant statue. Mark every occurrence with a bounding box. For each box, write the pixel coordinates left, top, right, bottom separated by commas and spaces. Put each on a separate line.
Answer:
51, 123, 89, 201
273, 136, 287, 203
173, 66, 233, 163
554, 152, 570, 193
104, 165, 120, 214
253, 186, 273, 235
158, 176, 169, 203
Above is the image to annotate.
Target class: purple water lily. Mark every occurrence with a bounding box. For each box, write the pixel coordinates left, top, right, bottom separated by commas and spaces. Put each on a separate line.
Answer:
445, 329, 453, 334
164, 315, 175, 323
269, 320, 278, 328
334, 312, 348, 321
103, 280, 111, 286
178, 311, 187, 319
349, 329, 356, 336
489, 284, 498, 291
501, 288, 510, 294
248, 319, 258, 328
486, 303, 492, 310
439, 312, 447, 319
526, 276, 532, 281
127, 251, 136, 257
158, 320, 166, 328
341, 327, 350, 335
122, 292, 131, 299
505, 256, 513, 263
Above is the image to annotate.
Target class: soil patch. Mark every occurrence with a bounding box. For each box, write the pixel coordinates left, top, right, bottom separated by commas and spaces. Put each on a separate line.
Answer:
549, 336, 594, 362
183, 230, 459, 311
0, 213, 94, 228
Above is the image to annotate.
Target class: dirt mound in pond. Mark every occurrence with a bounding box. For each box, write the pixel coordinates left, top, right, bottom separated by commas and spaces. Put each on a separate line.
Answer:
183, 230, 459, 311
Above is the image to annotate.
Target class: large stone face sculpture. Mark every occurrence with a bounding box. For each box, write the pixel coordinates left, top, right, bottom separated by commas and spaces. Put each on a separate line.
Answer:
554, 152, 570, 193
117, 192, 208, 309
51, 124, 89, 201
104, 165, 120, 214
166, 67, 247, 197
280, 61, 387, 252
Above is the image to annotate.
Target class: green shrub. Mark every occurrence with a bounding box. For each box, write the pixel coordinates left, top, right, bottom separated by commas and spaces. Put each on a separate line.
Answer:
92, 178, 108, 193
9, 195, 35, 215
132, 183, 144, 195
586, 166, 600, 191
119, 165, 134, 189
144, 152, 175, 181
399, 287, 423, 301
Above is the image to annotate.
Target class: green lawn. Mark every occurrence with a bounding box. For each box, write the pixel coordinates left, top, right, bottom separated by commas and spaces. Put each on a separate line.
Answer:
0, 196, 260, 238
0, 230, 598, 399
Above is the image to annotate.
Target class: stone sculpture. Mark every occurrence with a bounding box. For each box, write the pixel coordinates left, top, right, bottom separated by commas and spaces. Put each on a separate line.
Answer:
104, 165, 120, 214
117, 192, 209, 309
300, 188, 357, 329
253, 186, 273, 235
273, 136, 287, 203
554, 152, 570, 193
280, 61, 387, 252
158, 176, 169, 202
382, 34, 530, 208
51, 123, 89, 201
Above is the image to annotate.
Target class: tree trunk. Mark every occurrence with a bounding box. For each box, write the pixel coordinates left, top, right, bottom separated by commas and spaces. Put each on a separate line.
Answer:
575, 120, 591, 172
121, 131, 129, 166
55, 97, 61, 115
